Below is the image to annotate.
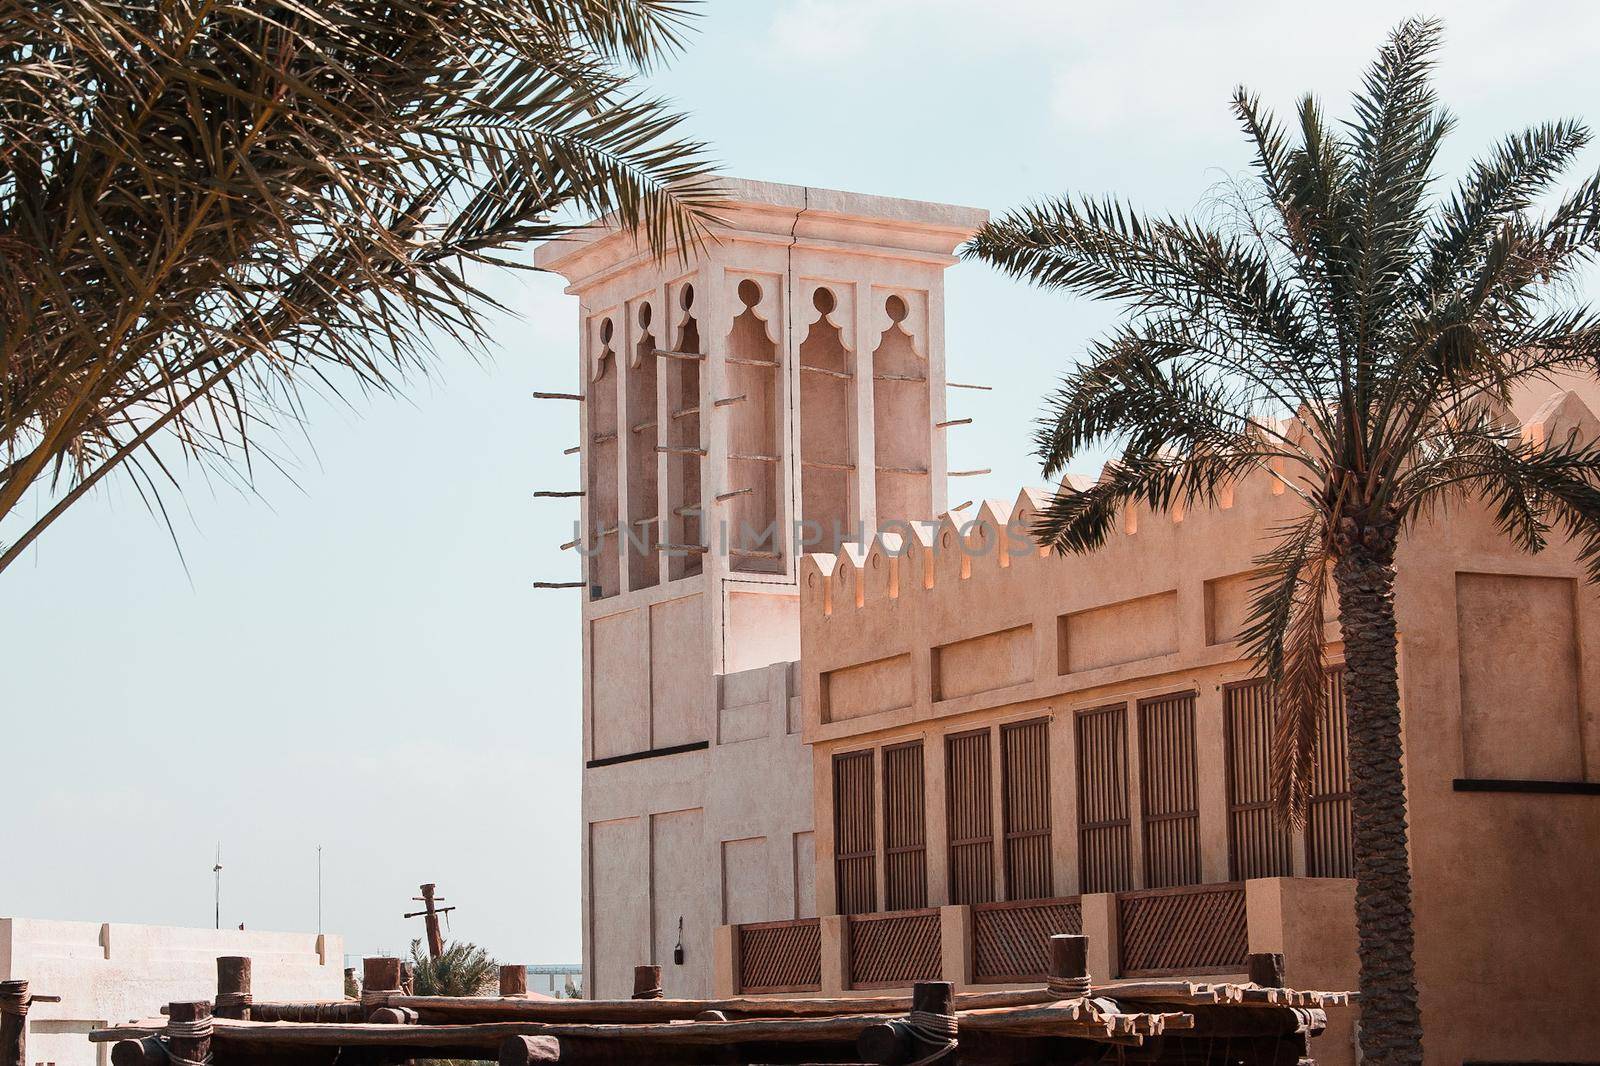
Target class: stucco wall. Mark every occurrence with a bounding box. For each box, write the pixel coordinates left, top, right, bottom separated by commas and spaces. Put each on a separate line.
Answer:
1, 918, 342, 1066
796, 379, 1600, 1063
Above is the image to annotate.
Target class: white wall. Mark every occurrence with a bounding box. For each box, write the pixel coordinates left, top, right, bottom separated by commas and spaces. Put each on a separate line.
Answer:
1, 918, 343, 1066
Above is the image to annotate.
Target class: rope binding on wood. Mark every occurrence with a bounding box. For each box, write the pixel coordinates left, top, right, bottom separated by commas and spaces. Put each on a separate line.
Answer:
903, 1008, 958, 1066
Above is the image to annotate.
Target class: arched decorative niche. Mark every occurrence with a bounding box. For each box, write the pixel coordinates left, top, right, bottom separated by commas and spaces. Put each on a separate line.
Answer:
626, 296, 660, 590
798, 282, 856, 555
872, 290, 932, 526
725, 276, 785, 573
666, 278, 703, 579
586, 311, 621, 599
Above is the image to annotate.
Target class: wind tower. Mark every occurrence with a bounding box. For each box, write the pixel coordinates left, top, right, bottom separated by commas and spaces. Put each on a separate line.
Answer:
534, 179, 986, 999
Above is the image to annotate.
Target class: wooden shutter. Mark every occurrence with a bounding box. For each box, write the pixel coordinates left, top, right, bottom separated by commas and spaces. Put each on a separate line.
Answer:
833, 750, 876, 915
883, 741, 927, 910
1075, 704, 1132, 893
945, 729, 995, 905
1306, 669, 1354, 877
1139, 692, 1201, 888
1224, 681, 1293, 879
1001, 718, 1053, 901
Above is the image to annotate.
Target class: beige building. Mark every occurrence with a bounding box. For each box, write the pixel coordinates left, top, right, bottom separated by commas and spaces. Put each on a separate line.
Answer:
0, 917, 342, 1066
542, 180, 1600, 1064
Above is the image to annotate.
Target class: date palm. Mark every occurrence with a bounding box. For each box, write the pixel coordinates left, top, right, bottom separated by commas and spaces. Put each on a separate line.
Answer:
0, 0, 720, 573
964, 18, 1600, 1065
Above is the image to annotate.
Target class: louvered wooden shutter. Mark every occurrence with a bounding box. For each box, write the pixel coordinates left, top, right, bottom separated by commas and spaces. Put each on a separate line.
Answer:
1138, 692, 1201, 888
1001, 718, 1052, 901
945, 729, 995, 905
882, 741, 927, 910
1224, 681, 1293, 879
1306, 669, 1353, 877
833, 750, 876, 915
1075, 704, 1132, 893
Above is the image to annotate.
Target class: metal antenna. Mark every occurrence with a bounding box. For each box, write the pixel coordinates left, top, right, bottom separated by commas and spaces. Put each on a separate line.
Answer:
213, 844, 223, 930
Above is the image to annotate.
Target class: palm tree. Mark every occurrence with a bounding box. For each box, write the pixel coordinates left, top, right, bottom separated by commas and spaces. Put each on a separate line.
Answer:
408, 938, 500, 997
964, 18, 1600, 1065
0, 0, 720, 574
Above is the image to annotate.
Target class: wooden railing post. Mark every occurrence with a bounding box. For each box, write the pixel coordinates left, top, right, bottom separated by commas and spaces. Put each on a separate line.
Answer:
1248, 951, 1286, 988
500, 965, 528, 997
856, 981, 956, 1066
361, 957, 403, 1020
215, 957, 252, 1020
631, 965, 662, 1000
0, 980, 29, 1066
166, 1002, 212, 1066
1048, 933, 1091, 997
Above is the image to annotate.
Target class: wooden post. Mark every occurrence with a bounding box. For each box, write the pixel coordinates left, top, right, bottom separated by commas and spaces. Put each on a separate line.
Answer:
215, 956, 252, 1020
630, 965, 662, 1000
1249, 951, 1286, 988
420, 883, 443, 957
1048, 933, 1091, 997
166, 1002, 212, 1066
0, 980, 29, 1066
362, 957, 403, 1020
499, 965, 528, 997
856, 981, 955, 1066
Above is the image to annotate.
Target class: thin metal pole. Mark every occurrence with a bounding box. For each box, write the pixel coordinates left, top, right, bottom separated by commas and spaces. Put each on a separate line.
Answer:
213, 844, 223, 930
317, 846, 324, 935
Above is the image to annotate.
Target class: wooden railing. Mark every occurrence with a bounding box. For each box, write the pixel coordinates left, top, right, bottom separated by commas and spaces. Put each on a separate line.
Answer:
736, 917, 821, 994
847, 908, 941, 989
969, 896, 1083, 984
1116, 881, 1247, 977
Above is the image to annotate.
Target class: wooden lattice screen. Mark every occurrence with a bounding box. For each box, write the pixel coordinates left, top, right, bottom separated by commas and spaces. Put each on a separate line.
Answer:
1224, 682, 1294, 880
946, 729, 995, 905
1001, 718, 1053, 901
833, 749, 877, 915
1117, 882, 1248, 977
1139, 692, 1201, 888
736, 918, 821, 994
1307, 669, 1354, 877
848, 909, 942, 989
970, 896, 1082, 984
883, 740, 928, 911
1076, 704, 1132, 893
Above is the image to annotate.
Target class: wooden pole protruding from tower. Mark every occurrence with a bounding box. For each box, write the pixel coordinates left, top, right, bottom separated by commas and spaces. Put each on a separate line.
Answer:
1048, 934, 1091, 998
214, 956, 252, 1020
165, 1002, 212, 1066
1248, 951, 1286, 988
0, 980, 30, 1066
499, 965, 529, 997
856, 981, 956, 1066
631, 965, 663, 1000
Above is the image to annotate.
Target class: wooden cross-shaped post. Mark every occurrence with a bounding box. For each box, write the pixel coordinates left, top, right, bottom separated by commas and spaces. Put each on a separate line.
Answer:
403, 883, 456, 959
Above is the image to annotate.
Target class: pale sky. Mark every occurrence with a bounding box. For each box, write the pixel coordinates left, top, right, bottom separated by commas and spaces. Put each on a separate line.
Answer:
3, 1, 1597, 964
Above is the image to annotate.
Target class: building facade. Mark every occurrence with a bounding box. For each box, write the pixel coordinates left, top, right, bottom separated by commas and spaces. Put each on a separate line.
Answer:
0, 918, 342, 1066
550, 180, 1600, 1064
534, 179, 987, 1000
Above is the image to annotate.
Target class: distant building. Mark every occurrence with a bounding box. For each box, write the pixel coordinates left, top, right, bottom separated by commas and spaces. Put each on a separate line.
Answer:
1, 917, 342, 1066
526, 965, 581, 998
540, 179, 1600, 1066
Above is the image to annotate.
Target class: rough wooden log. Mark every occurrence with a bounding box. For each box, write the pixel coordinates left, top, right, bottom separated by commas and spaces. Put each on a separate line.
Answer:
1249, 952, 1287, 988
500, 966, 529, 998
369, 1007, 419, 1025
0, 982, 29, 1066
167, 1002, 212, 1066
110, 1035, 168, 1066
499, 1035, 562, 1065
249, 1002, 367, 1024
216, 957, 253, 1020
362, 958, 403, 1022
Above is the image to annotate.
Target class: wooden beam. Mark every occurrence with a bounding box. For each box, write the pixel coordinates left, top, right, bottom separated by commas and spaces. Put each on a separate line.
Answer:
631, 966, 663, 1001
0, 980, 29, 1066
1248, 952, 1286, 988
216, 957, 252, 1020
500, 967, 529, 998
166, 1002, 212, 1066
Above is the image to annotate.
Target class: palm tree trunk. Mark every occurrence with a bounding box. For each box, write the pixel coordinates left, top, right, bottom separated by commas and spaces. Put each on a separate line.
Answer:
1333, 524, 1424, 1065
